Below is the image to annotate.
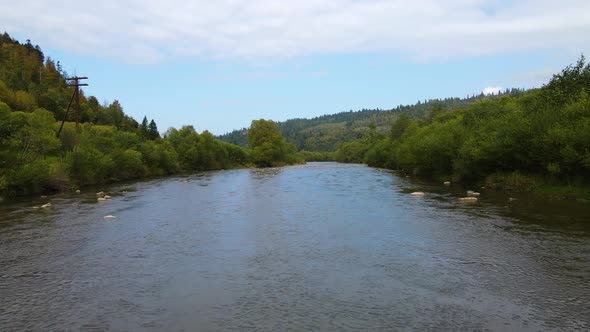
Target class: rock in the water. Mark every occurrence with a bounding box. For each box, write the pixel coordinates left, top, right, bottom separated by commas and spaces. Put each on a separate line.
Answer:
443, 181, 451, 186
459, 197, 478, 202
103, 195, 111, 199
103, 215, 116, 220
97, 197, 107, 202
467, 191, 480, 197
411, 192, 425, 196
40, 203, 52, 208
96, 191, 105, 197
75, 189, 81, 194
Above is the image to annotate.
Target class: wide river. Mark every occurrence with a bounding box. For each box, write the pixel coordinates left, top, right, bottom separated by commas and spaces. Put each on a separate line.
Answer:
1, 162, 589, 331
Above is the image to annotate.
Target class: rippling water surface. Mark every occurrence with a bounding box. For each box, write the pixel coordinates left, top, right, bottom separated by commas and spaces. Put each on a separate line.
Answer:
1, 162, 589, 331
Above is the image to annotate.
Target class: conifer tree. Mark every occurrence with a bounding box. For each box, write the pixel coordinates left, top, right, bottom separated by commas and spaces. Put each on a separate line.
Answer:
148, 119, 160, 140
140, 116, 149, 138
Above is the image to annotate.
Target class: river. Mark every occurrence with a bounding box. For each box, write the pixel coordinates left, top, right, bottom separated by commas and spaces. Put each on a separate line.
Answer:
1, 162, 589, 331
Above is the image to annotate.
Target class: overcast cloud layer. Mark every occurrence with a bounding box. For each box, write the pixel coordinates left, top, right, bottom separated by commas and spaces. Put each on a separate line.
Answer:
1, 0, 589, 63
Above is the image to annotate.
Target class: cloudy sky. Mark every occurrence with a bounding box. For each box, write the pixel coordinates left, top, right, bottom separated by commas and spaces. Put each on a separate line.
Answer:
2, 0, 589, 134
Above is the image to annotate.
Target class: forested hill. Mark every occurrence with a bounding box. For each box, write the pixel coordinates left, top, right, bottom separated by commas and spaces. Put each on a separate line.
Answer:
0, 33, 251, 197
0, 32, 150, 131
339, 56, 590, 194
217, 89, 526, 151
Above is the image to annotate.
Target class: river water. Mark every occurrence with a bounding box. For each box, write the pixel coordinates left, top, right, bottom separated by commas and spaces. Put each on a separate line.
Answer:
1, 162, 589, 331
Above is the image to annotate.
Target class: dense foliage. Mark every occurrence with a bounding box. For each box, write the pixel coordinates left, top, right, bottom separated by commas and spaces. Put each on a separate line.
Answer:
165, 126, 249, 170
0, 33, 249, 197
337, 57, 590, 190
247, 119, 301, 167
219, 90, 524, 151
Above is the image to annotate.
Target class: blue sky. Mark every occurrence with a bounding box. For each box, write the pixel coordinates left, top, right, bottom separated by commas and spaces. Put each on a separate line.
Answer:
2, 1, 589, 135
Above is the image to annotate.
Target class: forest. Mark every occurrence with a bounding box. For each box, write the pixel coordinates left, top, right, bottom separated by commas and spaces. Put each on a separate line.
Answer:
221, 56, 590, 195
218, 89, 525, 151
1, 32, 588, 198
0, 33, 300, 197
336, 56, 590, 195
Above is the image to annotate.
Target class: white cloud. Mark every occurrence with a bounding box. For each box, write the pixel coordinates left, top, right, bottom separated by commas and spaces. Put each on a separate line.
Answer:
1, 0, 589, 63
483, 86, 503, 95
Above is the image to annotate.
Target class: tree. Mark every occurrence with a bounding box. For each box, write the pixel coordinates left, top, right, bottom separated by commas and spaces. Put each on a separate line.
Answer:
148, 119, 160, 140
107, 100, 125, 128
390, 114, 412, 140
139, 116, 148, 138
247, 119, 298, 167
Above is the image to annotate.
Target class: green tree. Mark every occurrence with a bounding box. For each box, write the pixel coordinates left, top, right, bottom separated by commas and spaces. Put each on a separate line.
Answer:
139, 116, 149, 138
390, 114, 412, 140
247, 119, 299, 167
148, 119, 160, 140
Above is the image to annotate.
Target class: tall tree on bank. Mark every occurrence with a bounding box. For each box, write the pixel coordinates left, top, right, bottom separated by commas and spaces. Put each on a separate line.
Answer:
247, 119, 300, 167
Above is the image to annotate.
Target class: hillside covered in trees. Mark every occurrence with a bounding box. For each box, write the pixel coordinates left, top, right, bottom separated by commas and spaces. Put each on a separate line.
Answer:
218, 89, 525, 151
3, 32, 587, 197
338, 56, 590, 194
220, 56, 589, 195
0, 33, 251, 197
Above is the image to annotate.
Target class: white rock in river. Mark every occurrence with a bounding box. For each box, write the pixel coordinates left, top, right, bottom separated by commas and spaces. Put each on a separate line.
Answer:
103, 215, 116, 220
40, 202, 52, 208
411, 192, 425, 196
443, 181, 451, 186
459, 197, 478, 202
467, 191, 480, 197
97, 197, 107, 202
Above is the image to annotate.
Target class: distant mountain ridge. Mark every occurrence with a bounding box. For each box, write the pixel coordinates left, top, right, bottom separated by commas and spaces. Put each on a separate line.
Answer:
217, 89, 526, 151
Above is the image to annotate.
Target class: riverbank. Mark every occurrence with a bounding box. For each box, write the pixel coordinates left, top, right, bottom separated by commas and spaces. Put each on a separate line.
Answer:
481, 172, 590, 201
364, 167, 590, 203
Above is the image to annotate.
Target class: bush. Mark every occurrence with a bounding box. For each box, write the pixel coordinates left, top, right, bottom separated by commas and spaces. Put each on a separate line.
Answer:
67, 149, 114, 186
4, 158, 56, 195
484, 172, 539, 191
112, 149, 144, 180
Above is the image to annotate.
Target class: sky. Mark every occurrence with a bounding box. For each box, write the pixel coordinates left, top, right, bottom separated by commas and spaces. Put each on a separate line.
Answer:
1, 0, 589, 135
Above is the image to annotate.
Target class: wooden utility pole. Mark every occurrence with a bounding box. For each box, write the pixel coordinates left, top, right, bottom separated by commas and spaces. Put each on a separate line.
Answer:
56, 77, 88, 148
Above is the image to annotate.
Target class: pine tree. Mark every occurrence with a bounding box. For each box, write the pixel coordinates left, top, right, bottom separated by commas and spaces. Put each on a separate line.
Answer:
148, 119, 160, 140
140, 116, 148, 138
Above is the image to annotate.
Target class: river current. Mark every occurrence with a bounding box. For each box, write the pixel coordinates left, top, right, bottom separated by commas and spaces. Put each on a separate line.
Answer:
1, 162, 589, 331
